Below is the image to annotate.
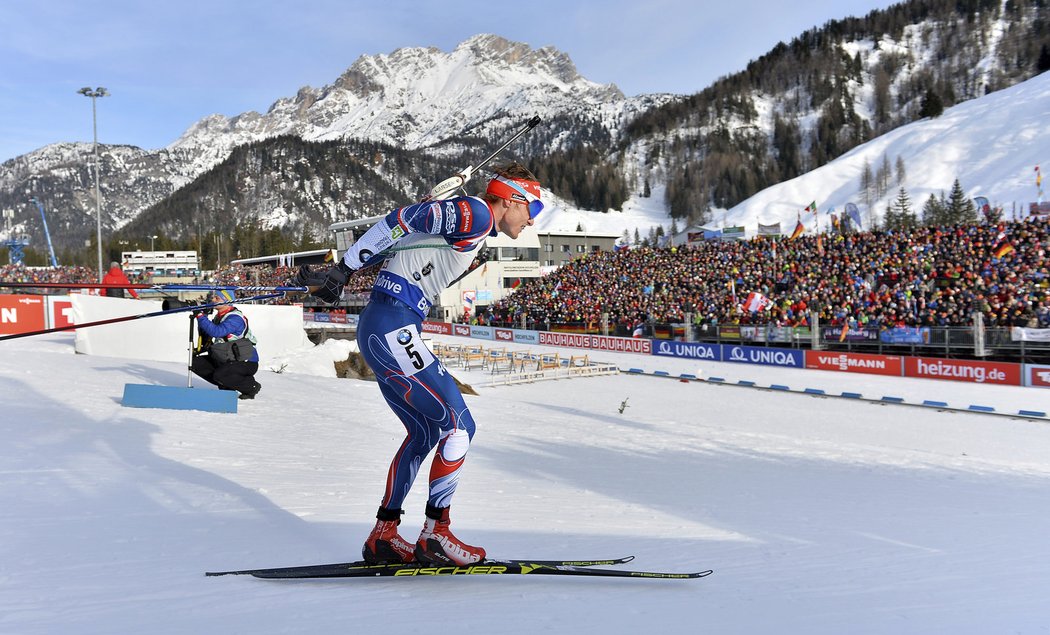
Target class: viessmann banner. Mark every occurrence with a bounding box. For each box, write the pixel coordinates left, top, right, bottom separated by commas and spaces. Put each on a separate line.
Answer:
0, 294, 46, 334
805, 351, 903, 376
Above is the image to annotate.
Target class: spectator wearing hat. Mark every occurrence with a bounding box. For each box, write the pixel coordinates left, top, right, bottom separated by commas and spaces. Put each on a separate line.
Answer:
101, 262, 139, 299
191, 290, 261, 400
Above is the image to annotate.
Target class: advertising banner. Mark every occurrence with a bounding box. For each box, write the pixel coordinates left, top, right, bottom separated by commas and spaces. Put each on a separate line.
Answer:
0, 294, 46, 335
512, 329, 540, 345
470, 325, 494, 340
722, 344, 804, 368
493, 328, 514, 344
652, 340, 722, 361
822, 327, 879, 342
805, 351, 902, 376
539, 332, 652, 354
1023, 364, 1050, 388
1011, 327, 1050, 342
47, 296, 74, 331
422, 321, 452, 335
880, 327, 931, 344
452, 324, 471, 337
903, 356, 1021, 385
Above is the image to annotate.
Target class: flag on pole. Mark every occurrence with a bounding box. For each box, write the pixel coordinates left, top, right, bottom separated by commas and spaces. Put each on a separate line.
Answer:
839, 322, 850, 342
993, 232, 1015, 258
789, 215, 805, 240
804, 200, 817, 214
845, 202, 862, 230
743, 291, 771, 312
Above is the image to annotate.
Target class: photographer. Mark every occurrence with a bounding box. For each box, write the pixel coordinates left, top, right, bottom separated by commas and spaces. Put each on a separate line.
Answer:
190, 290, 261, 400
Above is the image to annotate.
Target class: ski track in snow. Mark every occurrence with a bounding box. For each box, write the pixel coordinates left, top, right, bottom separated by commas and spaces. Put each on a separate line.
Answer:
1, 333, 1048, 634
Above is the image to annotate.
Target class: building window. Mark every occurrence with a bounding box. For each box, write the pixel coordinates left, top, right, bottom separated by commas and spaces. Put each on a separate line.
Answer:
561, 244, 570, 253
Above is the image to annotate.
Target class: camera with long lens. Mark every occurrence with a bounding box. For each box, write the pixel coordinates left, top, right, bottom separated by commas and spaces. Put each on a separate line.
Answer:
162, 298, 211, 315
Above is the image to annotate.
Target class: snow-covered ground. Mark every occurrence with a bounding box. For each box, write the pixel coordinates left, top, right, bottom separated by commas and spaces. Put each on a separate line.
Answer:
2, 333, 1049, 634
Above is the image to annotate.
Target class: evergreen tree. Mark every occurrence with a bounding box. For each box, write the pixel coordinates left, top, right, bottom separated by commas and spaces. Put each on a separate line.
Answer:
921, 193, 946, 226
1038, 44, 1050, 73
919, 88, 944, 118
946, 178, 977, 224
886, 187, 916, 229
861, 159, 874, 209
895, 155, 906, 186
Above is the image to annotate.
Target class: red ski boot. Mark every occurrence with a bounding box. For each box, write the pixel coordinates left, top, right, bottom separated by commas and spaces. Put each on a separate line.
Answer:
362, 507, 415, 564
414, 504, 486, 566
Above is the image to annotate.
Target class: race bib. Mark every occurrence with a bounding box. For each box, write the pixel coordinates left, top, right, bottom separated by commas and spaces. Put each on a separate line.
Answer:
383, 325, 435, 377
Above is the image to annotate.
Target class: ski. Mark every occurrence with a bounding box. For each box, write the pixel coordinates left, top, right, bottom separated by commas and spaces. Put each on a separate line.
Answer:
206, 556, 712, 580
206, 555, 633, 578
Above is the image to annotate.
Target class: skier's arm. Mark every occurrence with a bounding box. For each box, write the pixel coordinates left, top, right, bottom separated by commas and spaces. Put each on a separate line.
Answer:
297, 202, 437, 304
300, 198, 491, 304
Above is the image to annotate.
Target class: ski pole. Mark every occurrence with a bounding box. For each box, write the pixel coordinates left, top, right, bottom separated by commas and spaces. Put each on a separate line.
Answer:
0, 292, 283, 342
422, 115, 542, 201
0, 282, 308, 293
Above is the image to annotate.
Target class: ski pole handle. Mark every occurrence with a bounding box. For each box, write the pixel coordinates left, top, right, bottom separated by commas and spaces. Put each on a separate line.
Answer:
421, 115, 541, 202
425, 171, 471, 202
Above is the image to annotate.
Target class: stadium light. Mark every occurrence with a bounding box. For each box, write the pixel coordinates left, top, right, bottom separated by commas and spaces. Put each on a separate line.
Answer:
78, 86, 109, 281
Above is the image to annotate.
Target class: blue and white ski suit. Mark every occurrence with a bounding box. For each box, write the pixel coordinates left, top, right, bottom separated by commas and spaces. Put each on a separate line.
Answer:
344, 197, 495, 510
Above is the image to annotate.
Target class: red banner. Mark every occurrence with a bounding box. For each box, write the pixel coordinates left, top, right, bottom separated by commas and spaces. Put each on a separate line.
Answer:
50, 299, 74, 330
453, 324, 471, 337
904, 356, 1021, 385
494, 328, 514, 342
1026, 365, 1050, 388
805, 351, 902, 376
0, 295, 46, 335
539, 332, 652, 354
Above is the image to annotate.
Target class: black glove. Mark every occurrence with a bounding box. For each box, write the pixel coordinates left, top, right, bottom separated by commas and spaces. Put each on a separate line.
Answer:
296, 262, 353, 304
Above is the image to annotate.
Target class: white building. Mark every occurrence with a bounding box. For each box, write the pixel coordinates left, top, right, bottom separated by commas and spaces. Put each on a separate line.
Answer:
121, 250, 200, 276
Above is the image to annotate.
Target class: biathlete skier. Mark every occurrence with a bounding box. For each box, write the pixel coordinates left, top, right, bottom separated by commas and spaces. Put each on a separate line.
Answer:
296, 163, 543, 566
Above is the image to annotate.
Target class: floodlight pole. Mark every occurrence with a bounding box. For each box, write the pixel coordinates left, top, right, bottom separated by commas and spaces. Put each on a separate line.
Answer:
78, 86, 109, 282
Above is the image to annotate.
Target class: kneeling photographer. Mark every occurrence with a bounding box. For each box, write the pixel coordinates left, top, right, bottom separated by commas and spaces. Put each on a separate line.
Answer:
190, 290, 262, 400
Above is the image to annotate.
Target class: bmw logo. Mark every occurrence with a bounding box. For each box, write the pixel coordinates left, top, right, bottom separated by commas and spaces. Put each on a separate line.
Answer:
396, 329, 412, 345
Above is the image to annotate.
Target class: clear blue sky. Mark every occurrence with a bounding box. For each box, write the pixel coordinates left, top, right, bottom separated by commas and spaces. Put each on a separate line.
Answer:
0, 0, 901, 162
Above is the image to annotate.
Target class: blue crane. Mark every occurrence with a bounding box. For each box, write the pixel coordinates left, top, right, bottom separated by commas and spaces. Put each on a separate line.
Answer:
28, 196, 59, 267
2, 208, 30, 265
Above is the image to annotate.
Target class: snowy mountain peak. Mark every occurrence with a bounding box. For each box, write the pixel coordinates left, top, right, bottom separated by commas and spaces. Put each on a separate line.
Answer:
169, 35, 622, 166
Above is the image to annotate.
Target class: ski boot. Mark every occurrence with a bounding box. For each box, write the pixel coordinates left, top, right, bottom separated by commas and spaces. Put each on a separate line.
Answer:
414, 504, 486, 566
362, 507, 415, 564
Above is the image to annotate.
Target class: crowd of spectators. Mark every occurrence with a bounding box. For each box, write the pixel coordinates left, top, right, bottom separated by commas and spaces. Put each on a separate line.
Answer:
0, 264, 109, 286
490, 216, 1050, 332
6, 216, 1048, 334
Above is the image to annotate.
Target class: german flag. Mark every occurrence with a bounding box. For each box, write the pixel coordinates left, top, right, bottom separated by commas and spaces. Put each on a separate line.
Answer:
789, 218, 805, 241
994, 241, 1014, 258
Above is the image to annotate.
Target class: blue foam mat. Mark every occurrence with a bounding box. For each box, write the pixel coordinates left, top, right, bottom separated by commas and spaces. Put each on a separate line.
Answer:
122, 384, 238, 413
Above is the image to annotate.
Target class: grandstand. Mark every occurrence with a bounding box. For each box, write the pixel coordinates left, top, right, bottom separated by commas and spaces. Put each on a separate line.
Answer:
4, 216, 1048, 362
